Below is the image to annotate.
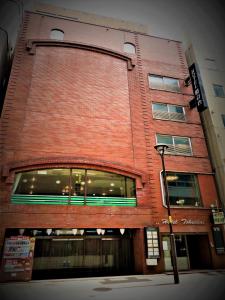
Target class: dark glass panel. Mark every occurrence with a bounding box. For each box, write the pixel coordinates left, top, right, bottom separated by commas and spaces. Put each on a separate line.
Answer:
71, 169, 85, 196
13, 169, 70, 195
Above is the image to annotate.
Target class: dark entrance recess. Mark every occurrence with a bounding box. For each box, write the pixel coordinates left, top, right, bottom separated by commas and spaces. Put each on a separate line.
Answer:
32, 231, 134, 280
186, 234, 212, 269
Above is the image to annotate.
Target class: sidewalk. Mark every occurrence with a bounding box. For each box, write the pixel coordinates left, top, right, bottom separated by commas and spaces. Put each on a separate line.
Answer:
1, 270, 225, 300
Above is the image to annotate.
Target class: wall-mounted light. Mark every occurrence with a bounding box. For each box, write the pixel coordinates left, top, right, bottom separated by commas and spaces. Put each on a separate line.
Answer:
19, 228, 25, 235
72, 229, 77, 235
33, 229, 38, 236
120, 228, 125, 235
55, 230, 60, 236
46, 228, 52, 235
79, 229, 84, 235
101, 229, 105, 235
97, 228, 102, 235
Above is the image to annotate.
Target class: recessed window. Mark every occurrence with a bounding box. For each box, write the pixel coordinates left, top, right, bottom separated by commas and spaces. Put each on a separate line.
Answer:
11, 168, 136, 207
213, 84, 225, 97
156, 134, 192, 156
152, 103, 185, 121
161, 172, 201, 207
148, 75, 180, 92
222, 114, 225, 127
50, 29, 64, 40
123, 42, 136, 54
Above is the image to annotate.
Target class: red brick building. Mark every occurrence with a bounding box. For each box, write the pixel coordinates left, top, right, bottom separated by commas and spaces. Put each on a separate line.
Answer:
0, 10, 225, 281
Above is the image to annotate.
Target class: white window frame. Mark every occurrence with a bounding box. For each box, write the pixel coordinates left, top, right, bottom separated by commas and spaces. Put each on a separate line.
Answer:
156, 134, 192, 156
148, 74, 180, 92
152, 103, 186, 122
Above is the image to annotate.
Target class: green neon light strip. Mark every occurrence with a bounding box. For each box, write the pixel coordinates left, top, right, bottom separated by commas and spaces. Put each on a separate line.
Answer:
11, 195, 136, 207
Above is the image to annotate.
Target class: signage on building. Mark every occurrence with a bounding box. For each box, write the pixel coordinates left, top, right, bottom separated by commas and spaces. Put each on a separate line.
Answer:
156, 218, 205, 225
1, 236, 35, 281
212, 211, 225, 225
188, 63, 208, 112
144, 227, 160, 265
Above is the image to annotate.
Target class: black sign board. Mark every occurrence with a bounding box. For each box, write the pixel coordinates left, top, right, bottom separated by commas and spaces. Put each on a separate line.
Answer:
189, 63, 208, 112
212, 226, 225, 254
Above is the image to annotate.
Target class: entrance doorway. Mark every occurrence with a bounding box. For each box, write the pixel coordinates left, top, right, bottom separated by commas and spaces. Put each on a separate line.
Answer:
163, 234, 212, 271
32, 234, 134, 279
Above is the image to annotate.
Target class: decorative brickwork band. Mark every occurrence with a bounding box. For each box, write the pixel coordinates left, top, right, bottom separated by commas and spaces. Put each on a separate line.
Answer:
26, 39, 135, 70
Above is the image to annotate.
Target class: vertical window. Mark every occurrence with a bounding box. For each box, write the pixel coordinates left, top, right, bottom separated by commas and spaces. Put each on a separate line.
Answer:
152, 103, 185, 121
222, 114, 225, 127
162, 172, 201, 207
148, 75, 180, 92
156, 134, 192, 156
213, 84, 225, 97
50, 29, 64, 40
123, 42, 136, 54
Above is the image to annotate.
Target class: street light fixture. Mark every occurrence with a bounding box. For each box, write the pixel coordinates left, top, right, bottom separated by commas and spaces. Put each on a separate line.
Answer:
154, 143, 180, 284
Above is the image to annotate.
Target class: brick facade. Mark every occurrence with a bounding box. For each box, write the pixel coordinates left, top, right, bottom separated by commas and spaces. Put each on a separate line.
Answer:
0, 11, 224, 281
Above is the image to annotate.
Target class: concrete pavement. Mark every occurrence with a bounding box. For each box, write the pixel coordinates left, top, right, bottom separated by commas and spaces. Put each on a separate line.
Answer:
0, 270, 225, 300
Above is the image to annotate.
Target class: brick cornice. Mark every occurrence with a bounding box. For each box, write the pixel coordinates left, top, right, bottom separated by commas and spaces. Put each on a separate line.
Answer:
26, 39, 135, 70
2, 156, 148, 186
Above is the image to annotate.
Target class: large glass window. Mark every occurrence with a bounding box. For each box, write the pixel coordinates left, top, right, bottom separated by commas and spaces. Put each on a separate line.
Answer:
152, 103, 185, 121
13, 169, 70, 195
12, 168, 136, 206
156, 134, 192, 156
162, 172, 201, 207
148, 75, 180, 92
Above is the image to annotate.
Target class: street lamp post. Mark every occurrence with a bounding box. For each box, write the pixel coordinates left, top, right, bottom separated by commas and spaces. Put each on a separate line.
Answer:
154, 143, 180, 284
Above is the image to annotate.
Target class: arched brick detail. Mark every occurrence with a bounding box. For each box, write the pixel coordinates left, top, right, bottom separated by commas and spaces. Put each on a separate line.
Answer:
3, 156, 148, 187
26, 39, 135, 70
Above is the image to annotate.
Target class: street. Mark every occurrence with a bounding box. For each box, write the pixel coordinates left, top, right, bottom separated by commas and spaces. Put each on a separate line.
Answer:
1, 270, 225, 300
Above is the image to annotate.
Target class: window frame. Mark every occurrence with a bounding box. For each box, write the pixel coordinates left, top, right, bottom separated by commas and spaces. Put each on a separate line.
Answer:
11, 168, 137, 207
156, 134, 192, 156
160, 171, 202, 208
222, 114, 225, 127
123, 42, 136, 54
148, 74, 180, 92
152, 102, 186, 122
50, 28, 65, 41
213, 84, 225, 98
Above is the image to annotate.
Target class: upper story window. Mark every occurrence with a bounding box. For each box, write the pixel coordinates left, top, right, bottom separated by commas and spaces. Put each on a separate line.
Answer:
152, 103, 185, 121
162, 172, 201, 207
123, 42, 136, 54
148, 75, 180, 92
50, 29, 64, 40
222, 114, 225, 127
213, 84, 225, 97
11, 168, 136, 207
156, 134, 192, 156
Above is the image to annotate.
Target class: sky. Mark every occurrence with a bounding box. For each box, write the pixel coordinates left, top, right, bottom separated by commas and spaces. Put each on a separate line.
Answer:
1, 0, 225, 58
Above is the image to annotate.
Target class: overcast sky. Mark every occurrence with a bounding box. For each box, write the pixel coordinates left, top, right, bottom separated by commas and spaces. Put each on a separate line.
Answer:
1, 0, 225, 57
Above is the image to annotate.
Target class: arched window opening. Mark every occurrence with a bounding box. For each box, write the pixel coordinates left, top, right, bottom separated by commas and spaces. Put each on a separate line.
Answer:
11, 168, 136, 207
50, 29, 64, 40
123, 42, 136, 54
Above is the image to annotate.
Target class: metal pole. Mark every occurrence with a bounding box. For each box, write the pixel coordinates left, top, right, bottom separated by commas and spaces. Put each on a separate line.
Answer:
160, 153, 180, 284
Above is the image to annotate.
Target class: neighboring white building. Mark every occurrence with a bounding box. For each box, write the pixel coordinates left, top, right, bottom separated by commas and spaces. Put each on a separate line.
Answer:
185, 41, 225, 209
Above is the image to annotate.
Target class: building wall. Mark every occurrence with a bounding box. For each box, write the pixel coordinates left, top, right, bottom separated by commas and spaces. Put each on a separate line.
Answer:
0, 11, 224, 279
